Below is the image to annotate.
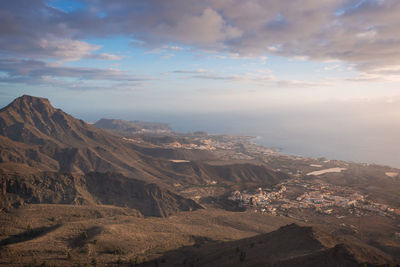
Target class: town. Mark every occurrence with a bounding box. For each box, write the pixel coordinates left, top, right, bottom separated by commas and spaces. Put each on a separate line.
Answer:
228, 179, 400, 219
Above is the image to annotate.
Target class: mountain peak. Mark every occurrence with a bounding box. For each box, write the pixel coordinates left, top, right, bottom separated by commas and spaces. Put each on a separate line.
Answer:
0, 95, 80, 144
12, 94, 51, 107
20, 95, 50, 102
2, 95, 54, 114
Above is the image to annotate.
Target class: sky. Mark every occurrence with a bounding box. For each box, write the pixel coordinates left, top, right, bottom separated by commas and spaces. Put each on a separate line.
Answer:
0, 0, 400, 165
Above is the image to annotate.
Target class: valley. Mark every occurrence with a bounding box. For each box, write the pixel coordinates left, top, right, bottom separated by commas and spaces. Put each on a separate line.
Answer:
0, 95, 399, 266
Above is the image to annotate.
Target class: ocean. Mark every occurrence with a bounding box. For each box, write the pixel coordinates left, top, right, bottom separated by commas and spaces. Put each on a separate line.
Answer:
81, 101, 400, 168
166, 109, 400, 168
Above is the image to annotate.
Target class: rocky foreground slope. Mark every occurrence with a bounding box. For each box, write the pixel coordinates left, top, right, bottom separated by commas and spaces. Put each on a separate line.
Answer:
140, 223, 393, 266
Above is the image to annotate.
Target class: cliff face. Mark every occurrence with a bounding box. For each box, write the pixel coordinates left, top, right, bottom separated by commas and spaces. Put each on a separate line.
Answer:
0, 171, 201, 217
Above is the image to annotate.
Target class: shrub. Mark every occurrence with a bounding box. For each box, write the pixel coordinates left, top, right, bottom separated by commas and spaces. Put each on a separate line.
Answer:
129, 256, 139, 266
114, 247, 123, 255
80, 231, 88, 240
26, 223, 33, 233
239, 251, 246, 262
28, 258, 38, 267
40, 261, 51, 267
0, 227, 7, 236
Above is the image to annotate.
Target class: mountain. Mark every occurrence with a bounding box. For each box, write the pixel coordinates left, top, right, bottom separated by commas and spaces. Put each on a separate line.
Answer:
0, 95, 204, 216
0, 96, 176, 180
94, 118, 171, 134
0, 95, 110, 146
0, 95, 287, 186
142, 223, 393, 266
0, 95, 143, 175
0, 95, 287, 215
93, 118, 142, 133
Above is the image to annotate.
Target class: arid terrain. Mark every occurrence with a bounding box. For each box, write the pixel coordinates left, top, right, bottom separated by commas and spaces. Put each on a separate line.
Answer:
1, 95, 400, 266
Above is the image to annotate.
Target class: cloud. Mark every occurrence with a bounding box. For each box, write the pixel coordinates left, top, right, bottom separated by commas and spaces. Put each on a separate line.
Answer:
192, 74, 237, 81
0, 58, 147, 90
2, 0, 400, 74
86, 53, 123, 60
0, 32, 121, 61
324, 64, 343, 71
347, 71, 400, 82
173, 69, 210, 74
186, 70, 329, 88
0, 1, 120, 61
166, 45, 184, 51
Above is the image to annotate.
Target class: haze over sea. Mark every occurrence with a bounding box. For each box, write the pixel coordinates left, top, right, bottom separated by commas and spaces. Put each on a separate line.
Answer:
77, 99, 400, 169
173, 115, 400, 169
170, 113, 400, 169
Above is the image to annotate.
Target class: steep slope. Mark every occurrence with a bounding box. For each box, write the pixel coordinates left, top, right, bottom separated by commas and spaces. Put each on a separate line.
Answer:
0, 95, 148, 175
0, 171, 201, 217
0, 95, 109, 146
143, 224, 393, 266
147, 159, 288, 186
129, 144, 218, 161
0, 95, 286, 189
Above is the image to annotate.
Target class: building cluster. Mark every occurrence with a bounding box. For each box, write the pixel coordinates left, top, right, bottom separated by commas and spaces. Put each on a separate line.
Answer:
161, 134, 272, 160
164, 141, 216, 150
229, 180, 400, 218
141, 131, 400, 221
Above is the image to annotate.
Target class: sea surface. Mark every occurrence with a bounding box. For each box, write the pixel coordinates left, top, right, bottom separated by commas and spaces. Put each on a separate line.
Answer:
82, 103, 400, 168
165, 110, 399, 168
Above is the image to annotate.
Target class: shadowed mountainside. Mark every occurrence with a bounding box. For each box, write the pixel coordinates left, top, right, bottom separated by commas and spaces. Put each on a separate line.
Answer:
141, 224, 393, 266
0, 171, 201, 217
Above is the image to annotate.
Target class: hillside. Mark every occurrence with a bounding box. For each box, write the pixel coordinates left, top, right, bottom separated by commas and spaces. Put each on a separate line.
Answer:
0, 95, 399, 266
0, 95, 113, 147
141, 224, 393, 266
0, 95, 288, 216
0, 95, 285, 188
0, 171, 201, 217
94, 118, 171, 133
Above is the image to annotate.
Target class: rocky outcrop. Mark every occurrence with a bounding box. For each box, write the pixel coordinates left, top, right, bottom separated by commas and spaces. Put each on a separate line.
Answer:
0, 171, 202, 217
